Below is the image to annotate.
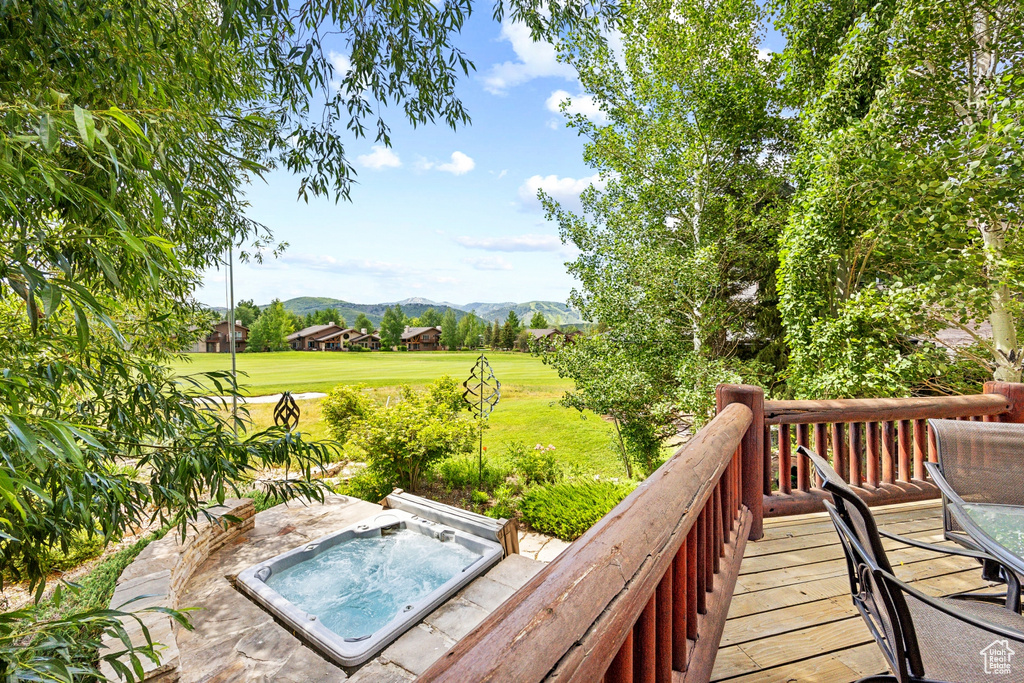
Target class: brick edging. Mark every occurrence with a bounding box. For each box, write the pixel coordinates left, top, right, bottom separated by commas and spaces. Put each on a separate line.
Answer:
100, 498, 256, 682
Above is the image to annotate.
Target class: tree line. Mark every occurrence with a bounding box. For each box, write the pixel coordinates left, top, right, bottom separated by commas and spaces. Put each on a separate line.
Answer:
223, 300, 553, 352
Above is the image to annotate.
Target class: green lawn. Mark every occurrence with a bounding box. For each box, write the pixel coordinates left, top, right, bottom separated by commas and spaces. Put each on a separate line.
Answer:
170, 350, 571, 395
174, 351, 628, 479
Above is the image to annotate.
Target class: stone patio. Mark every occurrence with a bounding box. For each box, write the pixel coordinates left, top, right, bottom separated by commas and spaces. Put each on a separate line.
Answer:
172, 494, 554, 681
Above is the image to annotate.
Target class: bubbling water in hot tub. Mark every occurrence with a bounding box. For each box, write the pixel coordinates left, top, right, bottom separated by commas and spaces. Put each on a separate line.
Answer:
265, 528, 481, 639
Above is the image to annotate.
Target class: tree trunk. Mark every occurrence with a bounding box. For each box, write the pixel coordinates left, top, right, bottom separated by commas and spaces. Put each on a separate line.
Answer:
979, 220, 1021, 382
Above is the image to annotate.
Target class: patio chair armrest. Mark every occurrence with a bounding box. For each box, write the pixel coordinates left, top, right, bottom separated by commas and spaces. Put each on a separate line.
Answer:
879, 529, 994, 560
878, 529, 1021, 611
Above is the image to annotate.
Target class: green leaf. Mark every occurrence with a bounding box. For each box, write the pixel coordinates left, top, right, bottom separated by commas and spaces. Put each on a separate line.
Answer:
38, 113, 58, 153
74, 105, 96, 149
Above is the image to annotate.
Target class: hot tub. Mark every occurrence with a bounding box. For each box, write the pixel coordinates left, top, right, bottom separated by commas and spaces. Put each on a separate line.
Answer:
235, 508, 503, 667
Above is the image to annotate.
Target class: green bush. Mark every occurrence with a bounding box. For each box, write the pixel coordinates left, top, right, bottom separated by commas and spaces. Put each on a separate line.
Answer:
336, 468, 395, 504
506, 441, 561, 485
486, 483, 519, 520
321, 384, 371, 443
433, 456, 508, 491
471, 490, 490, 505
520, 480, 636, 541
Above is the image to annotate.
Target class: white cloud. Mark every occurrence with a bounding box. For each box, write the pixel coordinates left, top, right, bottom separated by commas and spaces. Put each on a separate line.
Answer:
464, 256, 514, 271
757, 48, 772, 61
279, 254, 405, 278
437, 151, 476, 175
483, 21, 576, 94
497, 170, 507, 179
455, 234, 564, 252
517, 173, 605, 212
545, 90, 608, 123
329, 50, 351, 75
357, 145, 401, 170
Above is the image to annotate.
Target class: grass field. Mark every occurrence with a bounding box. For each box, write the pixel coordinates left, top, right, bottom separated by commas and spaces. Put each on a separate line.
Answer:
170, 351, 572, 395
172, 351, 627, 478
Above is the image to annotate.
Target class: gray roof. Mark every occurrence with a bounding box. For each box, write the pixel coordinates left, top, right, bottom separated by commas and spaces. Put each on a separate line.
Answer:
526, 328, 562, 339
286, 324, 339, 341
313, 328, 359, 342
401, 326, 441, 341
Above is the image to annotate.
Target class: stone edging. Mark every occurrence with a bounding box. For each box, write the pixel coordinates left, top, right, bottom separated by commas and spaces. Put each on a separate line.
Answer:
100, 498, 256, 682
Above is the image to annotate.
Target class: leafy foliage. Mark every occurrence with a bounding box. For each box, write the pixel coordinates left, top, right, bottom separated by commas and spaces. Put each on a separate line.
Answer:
520, 480, 635, 541
775, 0, 1024, 395
543, 0, 790, 463
380, 305, 408, 350
506, 441, 562, 486
322, 377, 476, 490
246, 299, 297, 352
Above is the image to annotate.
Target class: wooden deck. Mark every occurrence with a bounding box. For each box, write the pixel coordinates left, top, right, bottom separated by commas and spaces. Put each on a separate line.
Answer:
711, 499, 995, 682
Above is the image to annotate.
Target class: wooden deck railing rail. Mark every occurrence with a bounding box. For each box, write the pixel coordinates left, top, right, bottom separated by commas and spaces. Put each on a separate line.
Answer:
720, 380, 1024, 517
419, 402, 756, 683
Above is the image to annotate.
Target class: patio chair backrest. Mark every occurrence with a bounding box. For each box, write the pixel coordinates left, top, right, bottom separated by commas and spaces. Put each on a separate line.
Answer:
931, 419, 1024, 542
797, 445, 894, 574
825, 501, 922, 681
930, 419, 1024, 507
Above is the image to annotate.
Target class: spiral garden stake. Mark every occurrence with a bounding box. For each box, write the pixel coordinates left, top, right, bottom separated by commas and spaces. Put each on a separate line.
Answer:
462, 354, 501, 486
273, 391, 301, 431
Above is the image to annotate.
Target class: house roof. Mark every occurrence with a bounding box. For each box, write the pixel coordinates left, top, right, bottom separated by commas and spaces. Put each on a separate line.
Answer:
313, 328, 359, 342
526, 328, 562, 339
350, 332, 381, 343
286, 324, 339, 341
401, 326, 441, 341
215, 320, 248, 331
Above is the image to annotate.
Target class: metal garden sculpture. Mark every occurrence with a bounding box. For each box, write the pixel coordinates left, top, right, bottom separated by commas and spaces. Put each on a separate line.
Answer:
463, 354, 501, 485
273, 391, 301, 431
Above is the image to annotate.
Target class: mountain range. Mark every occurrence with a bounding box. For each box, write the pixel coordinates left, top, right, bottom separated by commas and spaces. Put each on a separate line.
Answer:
212, 297, 585, 327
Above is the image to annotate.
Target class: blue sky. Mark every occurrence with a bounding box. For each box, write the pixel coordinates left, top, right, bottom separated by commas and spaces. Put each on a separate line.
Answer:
197, 11, 785, 309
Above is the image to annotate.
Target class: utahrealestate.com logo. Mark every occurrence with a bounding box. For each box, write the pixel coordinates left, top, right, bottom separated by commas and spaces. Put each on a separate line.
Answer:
981, 640, 1015, 675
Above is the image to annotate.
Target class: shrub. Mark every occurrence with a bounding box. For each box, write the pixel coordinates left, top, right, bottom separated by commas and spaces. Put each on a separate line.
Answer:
506, 441, 561, 485
434, 456, 508, 491
486, 483, 519, 520
336, 468, 395, 504
520, 480, 635, 541
471, 490, 490, 505
321, 384, 371, 442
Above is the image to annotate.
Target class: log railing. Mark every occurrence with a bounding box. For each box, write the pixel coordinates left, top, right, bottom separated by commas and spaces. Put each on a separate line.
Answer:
420, 402, 756, 682
730, 380, 1024, 517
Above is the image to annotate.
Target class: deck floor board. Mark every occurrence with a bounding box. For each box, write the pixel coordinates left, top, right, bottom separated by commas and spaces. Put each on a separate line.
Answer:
711, 500, 999, 682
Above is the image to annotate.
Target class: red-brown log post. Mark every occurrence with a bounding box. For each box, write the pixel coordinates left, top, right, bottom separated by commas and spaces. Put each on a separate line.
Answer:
716, 384, 764, 540
984, 382, 1024, 423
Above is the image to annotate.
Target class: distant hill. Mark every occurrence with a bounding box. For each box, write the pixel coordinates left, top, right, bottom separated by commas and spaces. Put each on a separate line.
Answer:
464, 301, 583, 326
209, 296, 585, 327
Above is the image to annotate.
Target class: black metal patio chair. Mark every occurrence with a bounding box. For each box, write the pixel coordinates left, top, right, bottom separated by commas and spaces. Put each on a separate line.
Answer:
798, 445, 1024, 682
929, 419, 1024, 551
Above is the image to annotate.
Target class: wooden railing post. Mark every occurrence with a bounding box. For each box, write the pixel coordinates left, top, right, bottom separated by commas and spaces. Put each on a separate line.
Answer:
985, 382, 1024, 422
716, 384, 764, 540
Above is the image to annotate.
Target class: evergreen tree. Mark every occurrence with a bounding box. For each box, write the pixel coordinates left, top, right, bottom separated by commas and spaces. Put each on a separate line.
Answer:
529, 311, 548, 329
501, 311, 522, 350
483, 320, 493, 347
380, 305, 406, 350
354, 313, 374, 333
491, 319, 502, 349
440, 309, 459, 350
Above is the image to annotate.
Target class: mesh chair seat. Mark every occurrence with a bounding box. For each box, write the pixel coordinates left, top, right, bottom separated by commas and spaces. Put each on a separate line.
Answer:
906, 594, 1024, 682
